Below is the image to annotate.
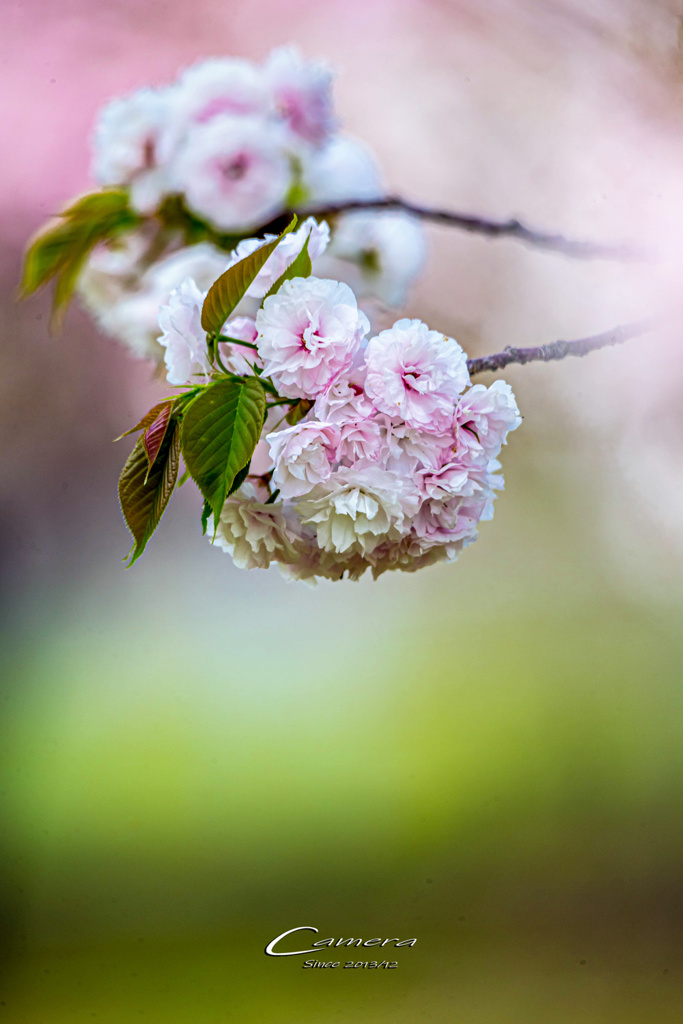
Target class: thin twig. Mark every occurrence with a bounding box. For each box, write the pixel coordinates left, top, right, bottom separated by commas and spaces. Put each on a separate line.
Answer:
282, 197, 650, 262
467, 319, 655, 377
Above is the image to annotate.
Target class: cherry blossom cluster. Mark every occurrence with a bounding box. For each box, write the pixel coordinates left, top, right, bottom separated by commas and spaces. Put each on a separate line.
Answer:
157, 221, 521, 582
78, 48, 425, 361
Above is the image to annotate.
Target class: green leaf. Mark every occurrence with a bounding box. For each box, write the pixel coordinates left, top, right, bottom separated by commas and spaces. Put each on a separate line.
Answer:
201, 499, 212, 536
263, 235, 312, 302
181, 378, 266, 523
20, 218, 86, 297
143, 403, 173, 476
228, 461, 251, 498
20, 188, 142, 328
284, 179, 311, 210
203, 462, 252, 540
200, 216, 297, 335
118, 420, 181, 566
62, 189, 137, 223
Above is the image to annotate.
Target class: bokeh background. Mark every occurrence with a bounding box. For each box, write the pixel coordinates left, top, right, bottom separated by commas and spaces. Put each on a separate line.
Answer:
2, 1, 683, 1021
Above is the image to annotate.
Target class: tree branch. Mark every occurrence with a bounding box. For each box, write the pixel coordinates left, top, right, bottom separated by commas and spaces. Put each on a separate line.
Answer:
467, 319, 655, 377
289, 197, 649, 262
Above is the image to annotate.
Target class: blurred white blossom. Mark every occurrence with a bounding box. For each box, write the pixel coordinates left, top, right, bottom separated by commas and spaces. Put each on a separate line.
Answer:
319, 210, 426, 308
301, 135, 384, 205
92, 88, 169, 213
265, 45, 336, 147
78, 239, 228, 360
168, 115, 292, 231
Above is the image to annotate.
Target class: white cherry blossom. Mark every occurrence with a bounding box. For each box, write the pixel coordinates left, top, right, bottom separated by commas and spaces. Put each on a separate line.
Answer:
295, 464, 419, 556
213, 485, 298, 570
336, 418, 383, 465
313, 376, 375, 423
157, 278, 210, 385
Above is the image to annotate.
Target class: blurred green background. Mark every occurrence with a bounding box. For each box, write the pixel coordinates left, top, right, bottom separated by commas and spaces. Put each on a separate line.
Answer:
2, 0, 683, 1020
2, 395, 682, 1021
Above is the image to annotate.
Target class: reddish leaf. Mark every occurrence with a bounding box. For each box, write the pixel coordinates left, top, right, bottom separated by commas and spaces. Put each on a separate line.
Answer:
143, 402, 173, 474
118, 420, 181, 566
114, 401, 174, 442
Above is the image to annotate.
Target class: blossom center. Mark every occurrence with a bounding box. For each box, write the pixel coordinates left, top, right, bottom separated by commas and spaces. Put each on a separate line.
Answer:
219, 153, 250, 181
302, 324, 324, 349
142, 137, 156, 170
402, 368, 424, 392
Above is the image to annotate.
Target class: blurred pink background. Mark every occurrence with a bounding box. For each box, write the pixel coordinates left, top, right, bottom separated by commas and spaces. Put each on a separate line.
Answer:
2, 0, 682, 604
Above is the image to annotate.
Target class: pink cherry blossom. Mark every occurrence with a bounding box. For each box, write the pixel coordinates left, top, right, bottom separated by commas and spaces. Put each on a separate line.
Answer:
255, 277, 370, 398
266, 421, 340, 498
336, 418, 383, 465
364, 319, 470, 432
158, 58, 269, 162
377, 417, 453, 474
313, 376, 376, 423
414, 460, 476, 502
411, 497, 480, 554
453, 380, 522, 460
